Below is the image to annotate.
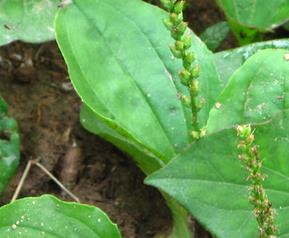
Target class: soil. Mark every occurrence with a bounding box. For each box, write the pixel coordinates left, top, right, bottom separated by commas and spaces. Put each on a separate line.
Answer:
0, 41, 172, 238
1, 0, 285, 237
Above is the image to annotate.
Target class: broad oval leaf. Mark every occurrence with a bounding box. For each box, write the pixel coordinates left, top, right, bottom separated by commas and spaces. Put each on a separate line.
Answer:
0, 97, 20, 194
216, 0, 289, 31
214, 39, 289, 86
55, 0, 222, 168
146, 110, 289, 238
0, 0, 58, 46
0, 195, 122, 238
208, 49, 289, 133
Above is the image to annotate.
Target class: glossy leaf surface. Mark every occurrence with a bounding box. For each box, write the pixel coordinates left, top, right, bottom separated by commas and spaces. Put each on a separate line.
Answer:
208, 49, 289, 133
0, 195, 122, 238
0, 0, 58, 46
0, 97, 20, 194
147, 110, 289, 238
214, 39, 289, 85
55, 0, 222, 170
216, 0, 289, 31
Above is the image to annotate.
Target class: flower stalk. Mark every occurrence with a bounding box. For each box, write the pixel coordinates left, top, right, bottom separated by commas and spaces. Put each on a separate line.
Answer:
236, 125, 277, 238
160, 0, 204, 139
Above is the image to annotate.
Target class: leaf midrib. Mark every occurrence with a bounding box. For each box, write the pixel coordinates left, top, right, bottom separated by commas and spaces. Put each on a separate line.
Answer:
73, 0, 178, 159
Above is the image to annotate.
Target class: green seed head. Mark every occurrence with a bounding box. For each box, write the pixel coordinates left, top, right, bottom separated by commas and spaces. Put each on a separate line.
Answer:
176, 21, 187, 35
183, 34, 192, 49
163, 18, 173, 30
184, 51, 195, 64
237, 125, 252, 139
179, 68, 191, 86
175, 40, 184, 50
169, 12, 183, 24
169, 45, 182, 58
191, 64, 200, 78
177, 93, 191, 107
190, 79, 199, 96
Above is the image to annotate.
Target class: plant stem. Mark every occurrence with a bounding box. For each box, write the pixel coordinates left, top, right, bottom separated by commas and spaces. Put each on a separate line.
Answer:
236, 125, 277, 238
163, 194, 194, 238
160, 0, 204, 140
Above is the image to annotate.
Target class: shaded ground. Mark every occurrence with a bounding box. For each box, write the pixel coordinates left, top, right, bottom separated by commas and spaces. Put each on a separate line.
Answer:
0, 41, 173, 237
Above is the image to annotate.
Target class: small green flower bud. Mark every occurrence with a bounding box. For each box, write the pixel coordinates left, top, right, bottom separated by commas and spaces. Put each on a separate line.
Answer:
163, 18, 173, 31
170, 13, 178, 23
190, 79, 199, 96
236, 125, 252, 139
177, 93, 191, 107
179, 68, 190, 86
169, 45, 182, 58
175, 40, 184, 51
174, 1, 185, 14
183, 34, 192, 49
246, 134, 255, 144
184, 51, 195, 64
191, 130, 200, 139
196, 97, 206, 110
176, 21, 187, 35
169, 12, 183, 25
170, 30, 181, 40
191, 64, 200, 78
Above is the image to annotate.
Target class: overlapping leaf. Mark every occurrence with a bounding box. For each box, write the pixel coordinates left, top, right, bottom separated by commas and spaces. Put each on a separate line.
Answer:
216, 0, 289, 31
147, 110, 289, 238
0, 97, 19, 194
0, 195, 122, 238
147, 49, 289, 238
214, 39, 289, 85
208, 49, 289, 133
0, 0, 58, 46
55, 0, 222, 171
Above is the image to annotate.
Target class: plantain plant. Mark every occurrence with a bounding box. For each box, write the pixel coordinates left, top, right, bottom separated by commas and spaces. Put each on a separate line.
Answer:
55, 0, 289, 237
1, 0, 289, 237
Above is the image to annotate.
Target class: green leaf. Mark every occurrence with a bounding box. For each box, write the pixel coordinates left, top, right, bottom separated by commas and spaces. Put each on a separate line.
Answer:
81, 106, 194, 238
55, 0, 222, 169
0, 195, 122, 238
55, 1, 222, 237
146, 110, 289, 238
0, 0, 59, 46
208, 48, 289, 133
214, 39, 289, 86
0, 96, 20, 195
216, 0, 289, 32
200, 21, 230, 51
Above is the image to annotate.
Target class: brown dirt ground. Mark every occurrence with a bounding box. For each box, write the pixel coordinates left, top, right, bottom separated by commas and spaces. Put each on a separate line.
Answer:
2, 0, 286, 237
